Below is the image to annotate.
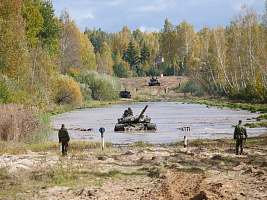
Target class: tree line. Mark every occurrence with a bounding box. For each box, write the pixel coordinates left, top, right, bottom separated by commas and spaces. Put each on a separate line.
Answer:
0, 0, 267, 106
0, 0, 121, 107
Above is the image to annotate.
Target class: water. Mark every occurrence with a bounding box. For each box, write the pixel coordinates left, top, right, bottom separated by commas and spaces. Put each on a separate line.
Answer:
52, 102, 267, 144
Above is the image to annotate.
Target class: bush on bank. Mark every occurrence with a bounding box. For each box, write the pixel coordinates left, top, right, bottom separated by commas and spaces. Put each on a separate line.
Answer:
75, 70, 121, 101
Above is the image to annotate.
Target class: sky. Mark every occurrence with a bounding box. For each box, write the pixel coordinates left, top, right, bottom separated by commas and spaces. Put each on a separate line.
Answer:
51, 0, 266, 33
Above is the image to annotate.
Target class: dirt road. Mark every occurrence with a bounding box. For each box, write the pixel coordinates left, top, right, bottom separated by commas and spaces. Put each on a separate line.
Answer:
120, 76, 188, 99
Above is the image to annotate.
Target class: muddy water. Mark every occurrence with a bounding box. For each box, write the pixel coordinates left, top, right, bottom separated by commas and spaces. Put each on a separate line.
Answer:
52, 102, 266, 144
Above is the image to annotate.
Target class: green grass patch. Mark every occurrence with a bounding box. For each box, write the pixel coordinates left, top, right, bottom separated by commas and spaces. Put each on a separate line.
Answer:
256, 114, 267, 121
131, 141, 154, 148
0, 141, 113, 155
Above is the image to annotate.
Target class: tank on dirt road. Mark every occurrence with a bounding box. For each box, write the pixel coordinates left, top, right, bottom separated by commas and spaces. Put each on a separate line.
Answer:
148, 77, 161, 86
114, 105, 157, 131
120, 89, 131, 98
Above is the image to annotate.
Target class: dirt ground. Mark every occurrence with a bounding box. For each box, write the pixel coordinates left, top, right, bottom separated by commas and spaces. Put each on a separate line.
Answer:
0, 139, 267, 200
120, 76, 188, 99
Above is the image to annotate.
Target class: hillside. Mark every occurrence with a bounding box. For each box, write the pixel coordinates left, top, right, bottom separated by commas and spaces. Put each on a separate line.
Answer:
120, 76, 188, 100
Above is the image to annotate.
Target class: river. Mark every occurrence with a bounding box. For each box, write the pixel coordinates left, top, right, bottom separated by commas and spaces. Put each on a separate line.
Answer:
52, 102, 267, 144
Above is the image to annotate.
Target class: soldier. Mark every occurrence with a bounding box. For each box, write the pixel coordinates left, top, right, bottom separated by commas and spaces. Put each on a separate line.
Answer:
58, 124, 70, 156
123, 107, 133, 117
234, 120, 248, 155
128, 107, 133, 116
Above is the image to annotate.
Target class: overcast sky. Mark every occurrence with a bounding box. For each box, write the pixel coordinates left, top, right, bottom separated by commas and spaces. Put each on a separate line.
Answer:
51, 0, 266, 33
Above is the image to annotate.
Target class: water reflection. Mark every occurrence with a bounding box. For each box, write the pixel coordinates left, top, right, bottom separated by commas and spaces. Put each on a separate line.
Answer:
52, 102, 266, 144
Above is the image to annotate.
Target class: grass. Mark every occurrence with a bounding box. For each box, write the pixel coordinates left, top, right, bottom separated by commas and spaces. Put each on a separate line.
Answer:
184, 98, 267, 114
131, 141, 154, 148
256, 114, 267, 121
0, 141, 113, 155
49, 100, 135, 115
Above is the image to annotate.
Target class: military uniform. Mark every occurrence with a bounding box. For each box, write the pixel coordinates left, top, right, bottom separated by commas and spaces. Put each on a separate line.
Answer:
234, 122, 247, 155
128, 108, 133, 116
58, 126, 70, 156
123, 108, 133, 117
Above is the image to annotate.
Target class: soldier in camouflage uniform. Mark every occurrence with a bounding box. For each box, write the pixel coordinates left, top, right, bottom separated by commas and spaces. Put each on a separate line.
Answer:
128, 107, 133, 116
123, 107, 133, 117
234, 120, 248, 155
58, 124, 70, 156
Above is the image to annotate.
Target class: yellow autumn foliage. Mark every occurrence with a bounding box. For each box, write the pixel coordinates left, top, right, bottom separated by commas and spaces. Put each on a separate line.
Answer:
53, 74, 82, 106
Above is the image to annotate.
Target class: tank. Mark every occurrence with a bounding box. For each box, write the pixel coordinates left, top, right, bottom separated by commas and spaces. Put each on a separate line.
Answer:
114, 105, 157, 131
148, 77, 161, 86
120, 89, 131, 98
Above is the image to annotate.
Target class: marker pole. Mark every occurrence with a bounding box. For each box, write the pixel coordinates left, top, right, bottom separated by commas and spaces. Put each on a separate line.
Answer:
99, 127, 105, 151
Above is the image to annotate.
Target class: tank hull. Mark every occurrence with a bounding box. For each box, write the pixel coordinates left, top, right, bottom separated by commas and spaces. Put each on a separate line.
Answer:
114, 123, 157, 131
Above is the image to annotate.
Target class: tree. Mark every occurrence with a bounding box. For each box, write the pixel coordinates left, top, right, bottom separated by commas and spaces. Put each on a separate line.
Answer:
79, 32, 96, 71
113, 51, 128, 77
37, 0, 61, 54
22, 0, 44, 48
176, 20, 196, 75
124, 41, 139, 68
0, 0, 30, 83
140, 43, 150, 64
96, 42, 114, 75
59, 9, 83, 74
160, 19, 177, 75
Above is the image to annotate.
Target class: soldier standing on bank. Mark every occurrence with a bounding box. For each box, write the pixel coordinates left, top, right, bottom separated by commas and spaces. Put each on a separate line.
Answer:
58, 124, 70, 156
234, 120, 248, 155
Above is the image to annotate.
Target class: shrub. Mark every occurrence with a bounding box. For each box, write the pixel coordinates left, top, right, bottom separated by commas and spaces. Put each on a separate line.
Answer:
0, 75, 30, 104
53, 74, 82, 105
77, 70, 120, 101
183, 79, 204, 96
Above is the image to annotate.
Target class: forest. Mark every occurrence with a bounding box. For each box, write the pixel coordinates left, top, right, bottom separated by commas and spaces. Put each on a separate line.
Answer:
1, 0, 267, 107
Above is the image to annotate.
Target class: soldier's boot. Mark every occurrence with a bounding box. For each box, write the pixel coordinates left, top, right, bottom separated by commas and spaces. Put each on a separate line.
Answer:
240, 147, 243, 155
236, 147, 239, 155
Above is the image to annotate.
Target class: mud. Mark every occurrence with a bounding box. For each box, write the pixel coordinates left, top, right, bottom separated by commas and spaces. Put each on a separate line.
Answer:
0, 142, 267, 199
52, 102, 267, 143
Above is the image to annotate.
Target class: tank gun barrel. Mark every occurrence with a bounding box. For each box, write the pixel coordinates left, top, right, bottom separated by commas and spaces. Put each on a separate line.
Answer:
137, 105, 148, 122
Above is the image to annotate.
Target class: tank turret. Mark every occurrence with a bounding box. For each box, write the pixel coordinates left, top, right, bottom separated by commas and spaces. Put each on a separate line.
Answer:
114, 105, 157, 131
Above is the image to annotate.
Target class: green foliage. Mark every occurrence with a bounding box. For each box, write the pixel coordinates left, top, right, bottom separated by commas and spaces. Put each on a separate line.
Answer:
131, 141, 153, 148
37, 0, 61, 54
76, 70, 120, 101
124, 41, 140, 68
256, 114, 267, 121
113, 62, 128, 78
157, 62, 173, 76
183, 79, 204, 96
140, 43, 150, 64
0, 75, 30, 104
22, 0, 44, 47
